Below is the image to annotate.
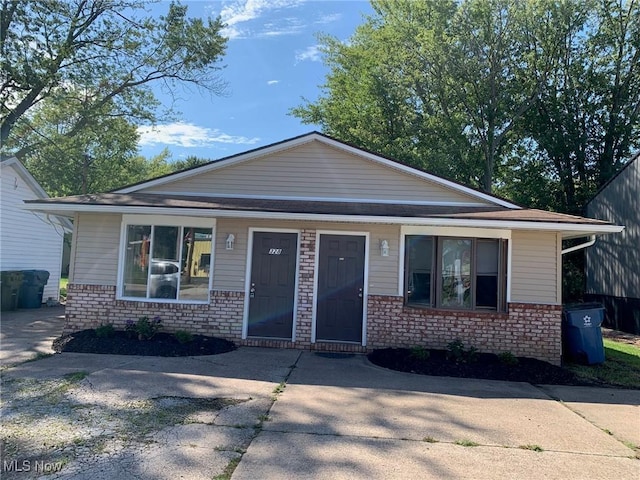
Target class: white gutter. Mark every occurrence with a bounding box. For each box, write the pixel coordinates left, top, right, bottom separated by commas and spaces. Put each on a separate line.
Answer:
561, 235, 597, 255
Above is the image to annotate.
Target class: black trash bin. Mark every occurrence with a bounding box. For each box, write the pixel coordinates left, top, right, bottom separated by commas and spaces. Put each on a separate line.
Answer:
18, 270, 50, 309
1, 271, 24, 311
562, 303, 606, 365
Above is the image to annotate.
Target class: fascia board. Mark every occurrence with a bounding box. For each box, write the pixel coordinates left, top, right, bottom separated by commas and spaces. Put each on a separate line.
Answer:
23, 203, 623, 236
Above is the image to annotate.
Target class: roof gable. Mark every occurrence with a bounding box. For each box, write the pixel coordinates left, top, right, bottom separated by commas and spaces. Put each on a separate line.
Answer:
586, 152, 639, 207
1, 157, 49, 199
119, 132, 519, 209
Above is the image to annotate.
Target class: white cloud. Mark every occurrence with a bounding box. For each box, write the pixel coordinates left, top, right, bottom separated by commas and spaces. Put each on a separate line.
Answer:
137, 123, 260, 148
267, 80, 279, 85
315, 13, 342, 24
219, 0, 306, 39
295, 45, 321, 62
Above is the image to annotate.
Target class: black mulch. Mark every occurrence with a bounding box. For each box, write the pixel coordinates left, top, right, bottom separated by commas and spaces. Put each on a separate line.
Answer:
368, 348, 594, 386
53, 330, 236, 357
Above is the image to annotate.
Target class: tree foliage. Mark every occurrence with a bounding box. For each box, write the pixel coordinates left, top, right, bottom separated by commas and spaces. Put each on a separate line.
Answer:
293, 0, 640, 206
0, 0, 227, 157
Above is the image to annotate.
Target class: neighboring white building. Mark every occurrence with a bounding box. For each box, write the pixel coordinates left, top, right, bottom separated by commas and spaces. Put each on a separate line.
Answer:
1, 157, 71, 304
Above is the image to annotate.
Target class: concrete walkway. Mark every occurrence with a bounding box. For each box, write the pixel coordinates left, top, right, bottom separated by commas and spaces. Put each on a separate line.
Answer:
1, 308, 639, 479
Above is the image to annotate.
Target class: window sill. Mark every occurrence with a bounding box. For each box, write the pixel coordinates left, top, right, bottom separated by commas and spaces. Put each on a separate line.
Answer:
117, 296, 210, 305
403, 303, 508, 317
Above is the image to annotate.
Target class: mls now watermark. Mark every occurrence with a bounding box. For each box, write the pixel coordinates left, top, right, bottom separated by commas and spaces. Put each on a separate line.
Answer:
3, 459, 64, 474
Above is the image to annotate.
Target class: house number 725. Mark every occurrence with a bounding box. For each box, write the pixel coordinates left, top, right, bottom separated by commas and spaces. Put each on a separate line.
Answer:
268, 248, 283, 255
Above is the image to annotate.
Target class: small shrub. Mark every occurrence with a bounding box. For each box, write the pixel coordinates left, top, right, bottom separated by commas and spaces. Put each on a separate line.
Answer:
127, 316, 162, 340
174, 330, 193, 344
498, 351, 519, 366
446, 338, 466, 362
95, 324, 115, 338
423, 436, 438, 443
410, 346, 430, 361
446, 339, 478, 363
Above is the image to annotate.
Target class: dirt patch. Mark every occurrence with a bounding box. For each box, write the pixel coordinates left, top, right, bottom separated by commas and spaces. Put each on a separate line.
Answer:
52, 330, 236, 357
368, 348, 603, 386
0, 372, 247, 480
602, 328, 640, 347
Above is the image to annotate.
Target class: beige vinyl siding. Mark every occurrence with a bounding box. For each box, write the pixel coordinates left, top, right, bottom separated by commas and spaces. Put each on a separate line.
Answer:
510, 230, 560, 304
213, 218, 250, 291
214, 218, 399, 295
72, 213, 121, 285
142, 141, 487, 205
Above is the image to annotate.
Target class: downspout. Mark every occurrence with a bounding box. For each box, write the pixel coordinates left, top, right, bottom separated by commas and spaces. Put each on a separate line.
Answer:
561, 235, 596, 255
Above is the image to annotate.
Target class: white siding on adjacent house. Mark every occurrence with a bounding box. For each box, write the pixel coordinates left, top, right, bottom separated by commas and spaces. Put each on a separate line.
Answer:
142, 141, 488, 205
0, 164, 65, 302
71, 213, 121, 285
510, 230, 560, 304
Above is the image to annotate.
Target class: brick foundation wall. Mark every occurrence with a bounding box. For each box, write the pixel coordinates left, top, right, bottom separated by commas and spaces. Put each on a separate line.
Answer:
65, 284, 244, 340
65, 285, 562, 365
367, 295, 562, 365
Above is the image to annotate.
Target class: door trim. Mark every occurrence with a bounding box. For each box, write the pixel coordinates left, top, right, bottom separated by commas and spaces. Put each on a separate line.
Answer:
312, 230, 369, 346
242, 228, 301, 341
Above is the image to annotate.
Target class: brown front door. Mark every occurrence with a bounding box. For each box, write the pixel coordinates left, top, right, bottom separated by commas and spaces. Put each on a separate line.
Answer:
316, 234, 366, 343
247, 232, 298, 339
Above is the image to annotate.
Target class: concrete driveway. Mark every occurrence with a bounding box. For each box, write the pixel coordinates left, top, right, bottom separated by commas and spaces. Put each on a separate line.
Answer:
0, 306, 65, 366
1, 308, 638, 479
235, 353, 639, 479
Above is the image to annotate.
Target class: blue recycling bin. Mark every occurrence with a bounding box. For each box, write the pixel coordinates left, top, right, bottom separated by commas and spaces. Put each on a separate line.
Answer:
18, 270, 50, 309
562, 303, 605, 365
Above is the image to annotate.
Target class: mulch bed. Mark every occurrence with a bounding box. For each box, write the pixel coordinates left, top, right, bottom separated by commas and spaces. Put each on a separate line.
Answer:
53, 330, 236, 357
368, 348, 592, 386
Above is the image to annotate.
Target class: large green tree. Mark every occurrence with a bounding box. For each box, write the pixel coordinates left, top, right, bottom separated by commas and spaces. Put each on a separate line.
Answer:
17, 95, 143, 196
293, 0, 563, 192
0, 0, 227, 157
293, 0, 640, 202
512, 0, 640, 213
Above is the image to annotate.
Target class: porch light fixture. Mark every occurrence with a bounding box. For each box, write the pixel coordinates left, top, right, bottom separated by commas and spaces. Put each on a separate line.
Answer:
380, 239, 390, 257
226, 234, 235, 250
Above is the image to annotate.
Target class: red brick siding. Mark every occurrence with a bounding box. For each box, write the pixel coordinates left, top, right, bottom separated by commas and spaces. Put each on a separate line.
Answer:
292, 228, 316, 347
65, 284, 244, 340
65, 283, 562, 364
367, 295, 562, 364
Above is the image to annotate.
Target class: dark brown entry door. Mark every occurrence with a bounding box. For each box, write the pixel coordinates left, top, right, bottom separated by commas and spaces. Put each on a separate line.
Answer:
316, 234, 365, 343
247, 232, 298, 338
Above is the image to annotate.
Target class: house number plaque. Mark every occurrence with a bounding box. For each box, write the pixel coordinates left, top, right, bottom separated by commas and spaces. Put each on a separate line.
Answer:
268, 248, 283, 255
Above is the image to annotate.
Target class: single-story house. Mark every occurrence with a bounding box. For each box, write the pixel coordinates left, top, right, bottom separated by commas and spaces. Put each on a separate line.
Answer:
25, 133, 623, 364
1, 157, 72, 304
585, 152, 639, 334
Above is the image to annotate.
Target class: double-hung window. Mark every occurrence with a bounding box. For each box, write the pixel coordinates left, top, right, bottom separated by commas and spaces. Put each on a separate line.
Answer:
405, 235, 507, 311
119, 216, 215, 302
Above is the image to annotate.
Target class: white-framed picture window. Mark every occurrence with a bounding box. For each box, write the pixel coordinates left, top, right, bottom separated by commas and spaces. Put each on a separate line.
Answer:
118, 215, 215, 303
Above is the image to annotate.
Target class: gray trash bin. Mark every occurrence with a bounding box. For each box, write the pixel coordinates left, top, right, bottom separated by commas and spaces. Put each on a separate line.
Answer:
562, 303, 605, 365
18, 270, 50, 309
1, 271, 23, 311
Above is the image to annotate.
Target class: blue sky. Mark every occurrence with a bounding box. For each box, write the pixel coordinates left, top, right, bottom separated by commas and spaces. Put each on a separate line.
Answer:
137, 0, 374, 162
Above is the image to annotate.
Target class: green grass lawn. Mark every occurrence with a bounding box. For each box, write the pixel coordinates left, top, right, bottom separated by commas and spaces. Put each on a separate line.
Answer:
567, 339, 640, 388
60, 276, 68, 298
